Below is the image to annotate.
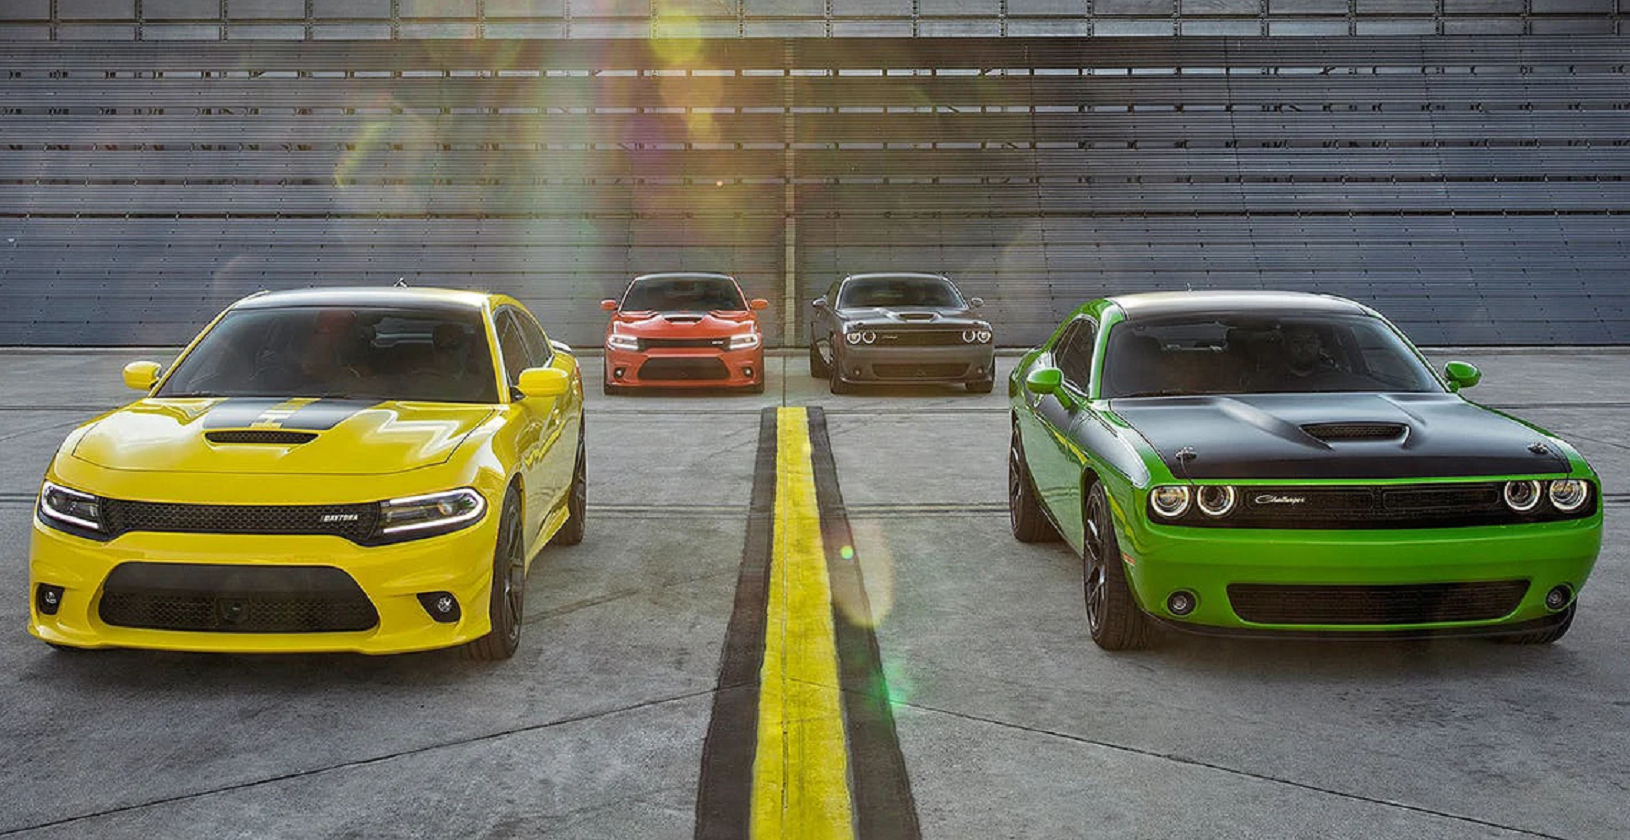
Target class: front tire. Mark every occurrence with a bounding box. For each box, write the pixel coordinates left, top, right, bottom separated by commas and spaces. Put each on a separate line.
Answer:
1083, 481, 1153, 651
829, 346, 855, 395
809, 339, 831, 378
1009, 426, 1059, 543
464, 490, 526, 661
553, 423, 587, 547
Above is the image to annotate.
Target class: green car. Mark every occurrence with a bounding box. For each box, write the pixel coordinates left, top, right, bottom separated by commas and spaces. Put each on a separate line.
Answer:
1009, 291, 1602, 650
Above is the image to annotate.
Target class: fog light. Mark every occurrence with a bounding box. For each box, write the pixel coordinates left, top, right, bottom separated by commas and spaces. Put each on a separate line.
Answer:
1167, 590, 1197, 617
743, 366, 754, 378
1545, 585, 1572, 611
613, 367, 626, 380
416, 591, 462, 624
35, 584, 64, 616
852, 367, 863, 377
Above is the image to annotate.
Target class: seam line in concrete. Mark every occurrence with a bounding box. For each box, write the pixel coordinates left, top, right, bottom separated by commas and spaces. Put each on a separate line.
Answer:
0, 687, 719, 838
895, 700, 1573, 840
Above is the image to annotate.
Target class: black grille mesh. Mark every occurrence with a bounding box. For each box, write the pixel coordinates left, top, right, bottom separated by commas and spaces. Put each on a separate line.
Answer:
640, 337, 727, 351
100, 499, 379, 543
1300, 422, 1406, 441
638, 357, 730, 381
205, 430, 318, 445
97, 563, 379, 633
1228, 581, 1530, 626
877, 330, 966, 347
872, 362, 969, 378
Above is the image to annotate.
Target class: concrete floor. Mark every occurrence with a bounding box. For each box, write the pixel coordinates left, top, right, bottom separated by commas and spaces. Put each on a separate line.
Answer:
0, 347, 1626, 838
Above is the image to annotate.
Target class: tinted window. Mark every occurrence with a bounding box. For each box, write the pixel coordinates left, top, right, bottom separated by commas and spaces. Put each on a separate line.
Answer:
1100, 313, 1443, 399
1056, 319, 1098, 388
621, 276, 745, 312
838, 277, 963, 308
157, 306, 498, 403
494, 310, 532, 386
511, 308, 553, 369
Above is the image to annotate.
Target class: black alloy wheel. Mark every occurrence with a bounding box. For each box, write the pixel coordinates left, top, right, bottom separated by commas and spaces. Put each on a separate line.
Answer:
1008, 426, 1059, 543
465, 490, 526, 660
554, 423, 587, 547
1083, 482, 1153, 651
809, 338, 831, 378
829, 344, 855, 394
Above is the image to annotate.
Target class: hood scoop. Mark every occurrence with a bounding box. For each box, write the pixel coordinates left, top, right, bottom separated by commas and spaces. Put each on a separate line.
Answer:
205, 430, 318, 445
895, 312, 938, 321
662, 313, 705, 323
1300, 422, 1407, 442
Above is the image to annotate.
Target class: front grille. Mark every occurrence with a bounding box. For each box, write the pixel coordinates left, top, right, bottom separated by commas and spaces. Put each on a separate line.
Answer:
640, 337, 727, 351
1228, 581, 1529, 625
877, 330, 965, 347
872, 362, 969, 379
1168, 482, 1593, 529
98, 563, 379, 633
638, 357, 730, 381
205, 430, 317, 445
1301, 422, 1406, 442
100, 499, 379, 543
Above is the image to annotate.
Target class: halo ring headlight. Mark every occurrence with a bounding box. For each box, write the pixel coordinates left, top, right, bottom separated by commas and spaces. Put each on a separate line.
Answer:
1503, 480, 1542, 513
1196, 485, 1237, 518
1548, 479, 1590, 512
1149, 485, 1191, 519
861, 331, 877, 345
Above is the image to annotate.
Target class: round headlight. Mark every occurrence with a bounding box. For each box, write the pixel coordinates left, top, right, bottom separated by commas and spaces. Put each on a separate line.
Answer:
1196, 485, 1237, 517
978, 330, 993, 343
1503, 480, 1542, 513
1149, 485, 1191, 519
846, 331, 863, 345
861, 331, 877, 345
1548, 479, 1589, 512
962, 330, 978, 343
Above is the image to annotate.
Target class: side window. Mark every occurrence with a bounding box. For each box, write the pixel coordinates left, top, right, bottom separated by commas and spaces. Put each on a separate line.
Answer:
513, 309, 553, 369
1057, 319, 1098, 390
494, 310, 530, 386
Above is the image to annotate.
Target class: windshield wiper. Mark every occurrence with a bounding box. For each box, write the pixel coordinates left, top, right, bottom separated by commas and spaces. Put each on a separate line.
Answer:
1115, 389, 1191, 399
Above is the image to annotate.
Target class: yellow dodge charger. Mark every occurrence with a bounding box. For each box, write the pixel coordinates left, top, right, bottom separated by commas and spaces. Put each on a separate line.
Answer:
29, 287, 585, 659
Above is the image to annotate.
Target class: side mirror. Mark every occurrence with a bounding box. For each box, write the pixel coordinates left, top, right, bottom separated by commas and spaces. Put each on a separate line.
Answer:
749, 298, 769, 311
517, 367, 569, 399
1025, 366, 1063, 396
1444, 361, 1481, 392
812, 297, 828, 309
123, 361, 161, 392
969, 297, 985, 309
599, 299, 618, 312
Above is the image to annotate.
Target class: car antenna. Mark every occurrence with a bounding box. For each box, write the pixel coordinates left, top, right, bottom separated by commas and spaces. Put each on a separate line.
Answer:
1175, 446, 1197, 483
394, 277, 408, 288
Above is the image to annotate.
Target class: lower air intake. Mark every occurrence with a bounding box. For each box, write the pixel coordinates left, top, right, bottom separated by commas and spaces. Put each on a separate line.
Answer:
97, 563, 378, 633
1227, 581, 1528, 626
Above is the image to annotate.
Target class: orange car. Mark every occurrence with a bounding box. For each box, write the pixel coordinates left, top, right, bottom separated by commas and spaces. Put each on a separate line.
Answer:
601, 273, 769, 394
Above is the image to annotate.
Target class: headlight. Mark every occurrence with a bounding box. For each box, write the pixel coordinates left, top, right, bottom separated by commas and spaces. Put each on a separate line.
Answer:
1548, 479, 1590, 512
606, 333, 639, 352
846, 331, 863, 345
38, 480, 103, 534
1195, 485, 1236, 517
860, 331, 877, 345
1149, 485, 1191, 519
1503, 480, 1542, 513
728, 333, 761, 350
379, 488, 487, 539
962, 329, 993, 344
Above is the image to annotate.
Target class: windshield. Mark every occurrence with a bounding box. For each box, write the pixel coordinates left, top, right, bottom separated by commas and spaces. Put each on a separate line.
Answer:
1100, 313, 1445, 399
156, 306, 499, 403
621, 277, 745, 312
838, 276, 963, 308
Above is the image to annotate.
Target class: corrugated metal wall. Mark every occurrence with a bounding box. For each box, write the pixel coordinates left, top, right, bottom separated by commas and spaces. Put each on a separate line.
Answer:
2, 35, 1628, 346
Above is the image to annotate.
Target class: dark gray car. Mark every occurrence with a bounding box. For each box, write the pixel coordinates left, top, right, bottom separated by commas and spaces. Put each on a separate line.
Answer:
809, 273, 996, 394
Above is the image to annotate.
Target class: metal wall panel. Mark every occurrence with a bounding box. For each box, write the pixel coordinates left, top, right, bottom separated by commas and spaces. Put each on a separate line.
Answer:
1, 36, 1627, 347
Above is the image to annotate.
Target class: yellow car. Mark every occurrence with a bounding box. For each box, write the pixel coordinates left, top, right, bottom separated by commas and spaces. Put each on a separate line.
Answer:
29, 287, 586, 659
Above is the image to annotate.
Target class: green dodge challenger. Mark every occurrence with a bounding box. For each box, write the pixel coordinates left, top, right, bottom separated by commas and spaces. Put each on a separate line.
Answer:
1009, 291, 1602, 650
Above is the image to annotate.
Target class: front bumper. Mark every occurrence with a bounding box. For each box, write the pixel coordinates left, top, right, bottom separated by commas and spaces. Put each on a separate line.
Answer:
28, 512, 502, 654
605, 346, 763, 389
1119, 515, 1602, 634
832, 343, 996, 384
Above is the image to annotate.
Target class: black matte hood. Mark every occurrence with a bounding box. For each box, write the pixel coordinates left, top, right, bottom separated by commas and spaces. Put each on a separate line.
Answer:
1111, 392, 1571, 480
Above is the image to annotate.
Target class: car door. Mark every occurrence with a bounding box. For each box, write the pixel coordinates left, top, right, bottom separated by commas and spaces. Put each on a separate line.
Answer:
514, 306, 578, 528
1027, 317, 1098, 551
494, 308, 551, 543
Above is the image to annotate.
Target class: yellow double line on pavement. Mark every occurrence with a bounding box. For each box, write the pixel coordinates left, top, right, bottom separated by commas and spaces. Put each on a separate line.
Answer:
752, 407, 855, 839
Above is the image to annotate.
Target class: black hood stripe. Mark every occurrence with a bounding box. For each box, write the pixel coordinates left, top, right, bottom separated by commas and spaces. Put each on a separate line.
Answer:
201, 398, 379, 432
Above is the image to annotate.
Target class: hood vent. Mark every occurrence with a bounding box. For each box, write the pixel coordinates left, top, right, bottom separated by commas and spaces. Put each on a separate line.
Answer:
662, 313, 704, 323
206, 430, 318, 445
1300, 422, 1407, 442
896, 312, 937, 321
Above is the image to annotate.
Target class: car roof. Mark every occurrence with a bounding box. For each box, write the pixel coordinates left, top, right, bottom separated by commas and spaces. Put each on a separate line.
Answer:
632, 272, 737, 283
842, 272, 951, 283
1106, 290, 1373, 320
231, 286, 493, 311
